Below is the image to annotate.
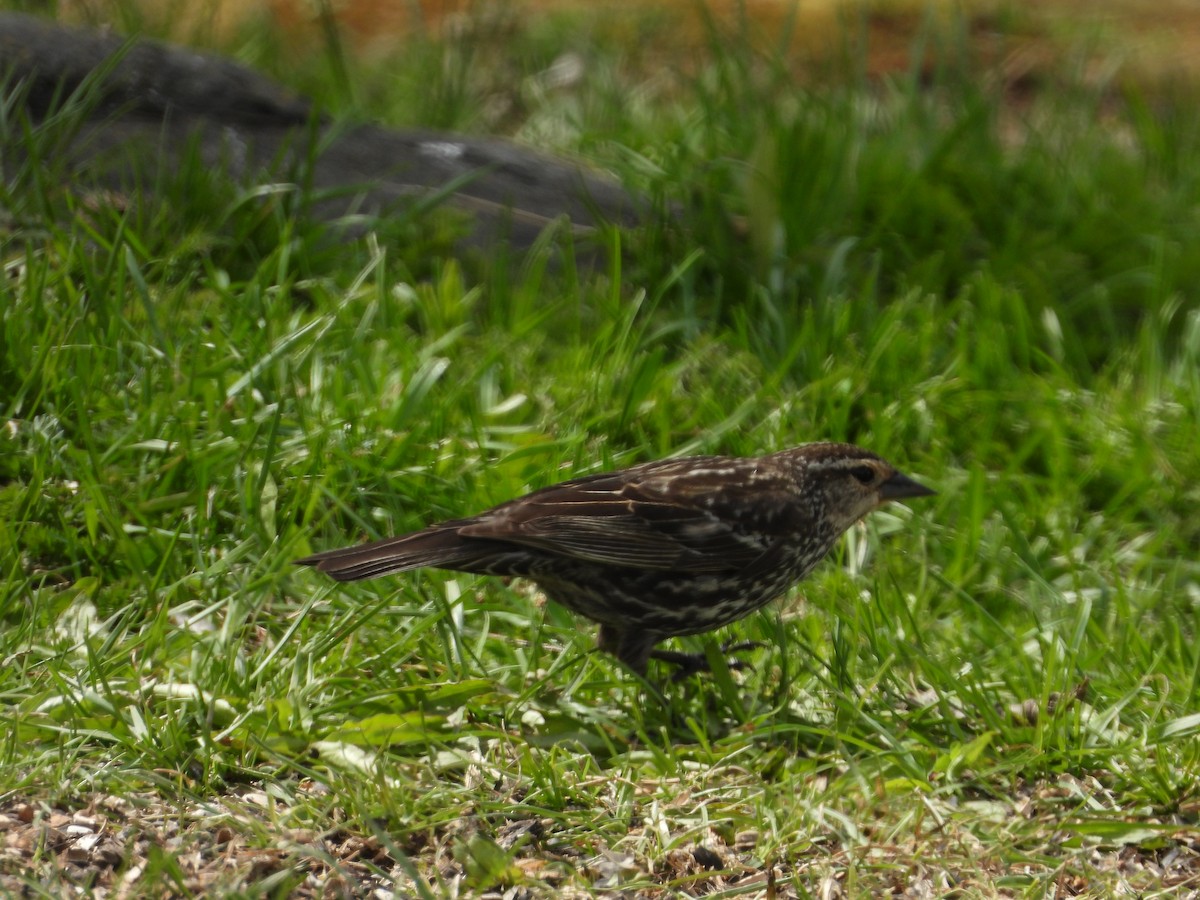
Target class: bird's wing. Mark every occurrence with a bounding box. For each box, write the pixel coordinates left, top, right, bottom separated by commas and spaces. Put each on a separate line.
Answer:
457, 460, 798, 572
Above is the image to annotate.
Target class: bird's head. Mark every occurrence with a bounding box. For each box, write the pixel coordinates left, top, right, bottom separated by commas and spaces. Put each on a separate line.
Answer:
780, 443, 936, 535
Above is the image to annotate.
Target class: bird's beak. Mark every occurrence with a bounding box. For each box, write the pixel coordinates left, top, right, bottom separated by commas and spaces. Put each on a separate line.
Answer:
879, 471, 936, 502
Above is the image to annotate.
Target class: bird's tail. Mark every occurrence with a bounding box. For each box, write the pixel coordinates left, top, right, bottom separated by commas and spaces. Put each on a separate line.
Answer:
294, 525, 485, 581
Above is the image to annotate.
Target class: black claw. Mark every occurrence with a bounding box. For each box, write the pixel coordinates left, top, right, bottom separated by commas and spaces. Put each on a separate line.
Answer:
720, 639, 763, 657
649, 641, 761, 680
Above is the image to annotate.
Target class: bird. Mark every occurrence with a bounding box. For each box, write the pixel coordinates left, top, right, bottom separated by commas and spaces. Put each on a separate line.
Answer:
295, 442, 935, 676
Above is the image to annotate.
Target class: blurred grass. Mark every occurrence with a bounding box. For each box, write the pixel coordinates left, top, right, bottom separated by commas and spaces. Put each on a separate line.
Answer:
2, 0, 1199, 895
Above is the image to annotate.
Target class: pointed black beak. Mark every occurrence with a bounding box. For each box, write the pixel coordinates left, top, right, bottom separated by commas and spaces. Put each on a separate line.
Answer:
879, 471, 936, 502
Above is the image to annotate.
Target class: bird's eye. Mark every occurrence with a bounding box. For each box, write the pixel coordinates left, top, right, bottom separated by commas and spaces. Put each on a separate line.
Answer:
849, 465, 876, 485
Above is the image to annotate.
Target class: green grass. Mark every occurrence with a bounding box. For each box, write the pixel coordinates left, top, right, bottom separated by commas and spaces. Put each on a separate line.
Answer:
2, 3, 1200, 896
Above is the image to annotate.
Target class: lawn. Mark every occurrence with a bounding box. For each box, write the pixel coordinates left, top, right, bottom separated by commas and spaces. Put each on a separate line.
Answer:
2, 2, 1199, 897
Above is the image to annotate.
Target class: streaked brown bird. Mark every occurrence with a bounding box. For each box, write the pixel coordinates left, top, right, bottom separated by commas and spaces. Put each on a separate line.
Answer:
296, 443, 934, 676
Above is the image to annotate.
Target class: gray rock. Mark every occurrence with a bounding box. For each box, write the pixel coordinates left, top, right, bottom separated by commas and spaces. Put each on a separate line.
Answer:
0, 12, 648, 254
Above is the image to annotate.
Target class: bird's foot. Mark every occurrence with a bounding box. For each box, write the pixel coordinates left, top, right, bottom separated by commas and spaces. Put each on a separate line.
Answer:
650, 641, 762, 681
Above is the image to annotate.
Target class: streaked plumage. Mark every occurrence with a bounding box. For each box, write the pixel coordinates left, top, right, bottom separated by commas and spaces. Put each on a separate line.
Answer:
296, 442, 934, 675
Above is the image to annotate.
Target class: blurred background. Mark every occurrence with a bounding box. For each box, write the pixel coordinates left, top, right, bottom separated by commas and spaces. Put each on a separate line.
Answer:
45, 0, 1200, 84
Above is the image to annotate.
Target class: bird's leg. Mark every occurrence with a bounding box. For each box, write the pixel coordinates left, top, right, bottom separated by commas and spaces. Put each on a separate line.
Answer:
597, 624, 660, 677
650, 640, 762, 681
